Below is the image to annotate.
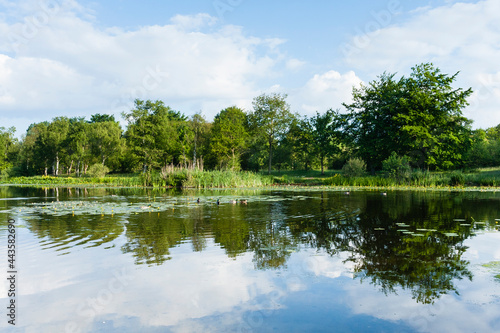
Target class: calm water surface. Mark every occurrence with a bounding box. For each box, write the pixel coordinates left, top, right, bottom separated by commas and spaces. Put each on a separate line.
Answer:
1, 186, 500, 333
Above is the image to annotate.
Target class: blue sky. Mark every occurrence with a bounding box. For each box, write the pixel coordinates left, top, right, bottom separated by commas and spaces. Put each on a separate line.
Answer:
0, 0, 498, 137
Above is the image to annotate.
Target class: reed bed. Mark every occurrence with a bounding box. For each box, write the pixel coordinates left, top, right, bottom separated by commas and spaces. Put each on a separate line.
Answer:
2, 168, 500, 189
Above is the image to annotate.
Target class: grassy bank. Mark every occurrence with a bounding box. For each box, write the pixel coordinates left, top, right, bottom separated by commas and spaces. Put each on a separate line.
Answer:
0, 170, 274, 188
1, 167, 500, 189
269, 167, 500, 188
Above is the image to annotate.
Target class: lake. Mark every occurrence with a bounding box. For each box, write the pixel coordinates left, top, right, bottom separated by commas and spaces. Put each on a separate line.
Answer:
1, 186, 500, 333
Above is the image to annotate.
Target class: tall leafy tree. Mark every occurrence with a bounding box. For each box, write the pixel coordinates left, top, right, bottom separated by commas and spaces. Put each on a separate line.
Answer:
122, 99, 183, 172
89, 120, 124, 166
0, 126, 17, 172
189, 112, 210, 169
65, 118, 89, 175
45, 117, 70, 175
209, 106, 248, 170
344, 63, 473, 170
288, 116, 315, 170
249, 93, 294, 174
21, 122, 50, 175
310, 109, 344, 174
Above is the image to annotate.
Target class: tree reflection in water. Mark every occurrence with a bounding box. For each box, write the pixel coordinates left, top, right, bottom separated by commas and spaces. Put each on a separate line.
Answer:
9, 187, 500, 304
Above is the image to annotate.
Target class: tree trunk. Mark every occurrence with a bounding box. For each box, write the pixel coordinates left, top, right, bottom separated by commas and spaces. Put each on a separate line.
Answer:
55, 152, 59, 176
68, 160, 73, 175
268, 137, 273, 175
193, 141, 197, 169
321, 155, 324, 175
232, 148, 235, 171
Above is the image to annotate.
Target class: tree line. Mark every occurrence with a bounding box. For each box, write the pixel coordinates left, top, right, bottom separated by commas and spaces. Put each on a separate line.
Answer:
1, 63, 499, 178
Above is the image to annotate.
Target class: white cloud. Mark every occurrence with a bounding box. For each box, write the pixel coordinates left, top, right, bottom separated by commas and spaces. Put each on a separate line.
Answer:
341, 0, 500, 128
169, 13, 217, 30
285, 58, 305, 71
0, 5, 286, 135
292, 70, 363, 114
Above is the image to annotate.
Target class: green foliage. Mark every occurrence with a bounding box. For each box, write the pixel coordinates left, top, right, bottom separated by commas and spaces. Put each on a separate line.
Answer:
87, 163, 110, 178
90, 113, 116, 123
0, 126, 17, 172
382, 152, 412, 182
343, 63, 473, 170
310, 109, 345, 174
209, 106, 248, 170
449, 171, 465, 186
341, 157, 366, 177
248, 93, 294, 174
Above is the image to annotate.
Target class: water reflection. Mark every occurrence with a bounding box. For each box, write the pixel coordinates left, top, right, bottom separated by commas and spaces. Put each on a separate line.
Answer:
2, 187, 500, 307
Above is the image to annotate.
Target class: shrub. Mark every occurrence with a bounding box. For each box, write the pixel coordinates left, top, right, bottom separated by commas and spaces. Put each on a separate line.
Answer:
341, 158, 366, 178
87, 164, 110, 178
382, 152, 411, 182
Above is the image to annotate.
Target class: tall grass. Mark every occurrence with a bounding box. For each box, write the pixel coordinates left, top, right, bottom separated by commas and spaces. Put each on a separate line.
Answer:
0, 170, 273, 188
324, 168, 500, 187
2, 167, 500, 188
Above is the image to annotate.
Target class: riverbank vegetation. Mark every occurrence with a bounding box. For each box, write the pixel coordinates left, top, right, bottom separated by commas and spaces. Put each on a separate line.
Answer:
1, 63, 500, 188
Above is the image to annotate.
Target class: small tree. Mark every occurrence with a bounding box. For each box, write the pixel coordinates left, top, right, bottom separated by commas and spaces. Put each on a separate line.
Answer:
382, 152, 411, 182
342, 157, 366, 177
87, 163, 110, 178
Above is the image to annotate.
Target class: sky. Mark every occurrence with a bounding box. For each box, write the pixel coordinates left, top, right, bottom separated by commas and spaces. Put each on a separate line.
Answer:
0, 0, 499, 138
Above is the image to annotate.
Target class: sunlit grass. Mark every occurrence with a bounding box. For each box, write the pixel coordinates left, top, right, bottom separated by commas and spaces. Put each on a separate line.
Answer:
2, 166, 500, 188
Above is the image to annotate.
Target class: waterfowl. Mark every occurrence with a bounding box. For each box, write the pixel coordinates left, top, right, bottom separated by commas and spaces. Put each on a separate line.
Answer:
381, 192, 387, 196
197, 198, 200, 203
216, 198, 220, 205
240, 199, 248, 204
344, 191, 350, 195
231, 199, 237, 204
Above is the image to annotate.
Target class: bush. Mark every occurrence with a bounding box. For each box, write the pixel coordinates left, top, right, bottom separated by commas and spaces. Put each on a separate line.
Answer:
341, 158, 366, 178
87, 164, 110, 178
382, 152, 411, 182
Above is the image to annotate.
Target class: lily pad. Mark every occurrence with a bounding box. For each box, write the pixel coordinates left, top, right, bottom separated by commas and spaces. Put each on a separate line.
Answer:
443, 232, 459, 237
453, 219, 466, 222
374, 228, 385, 231
482, 261, 500, 269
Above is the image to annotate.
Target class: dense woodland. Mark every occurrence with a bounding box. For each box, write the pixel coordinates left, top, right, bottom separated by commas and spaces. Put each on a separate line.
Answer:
1, 63, 500, 178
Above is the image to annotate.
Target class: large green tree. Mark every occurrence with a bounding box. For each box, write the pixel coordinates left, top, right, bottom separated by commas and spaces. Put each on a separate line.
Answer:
248, 93, 294, 174
46, 117, 70, 175
122, 99, 184, 172
209, 106, 248, 170
0, 126, 17, 173
310, 109, 344, 174
189, 112, 210, 169
344, 63, 473, 170
20, 122, 50, 175
65, 118, 89, 175
89, 119, 124, 166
